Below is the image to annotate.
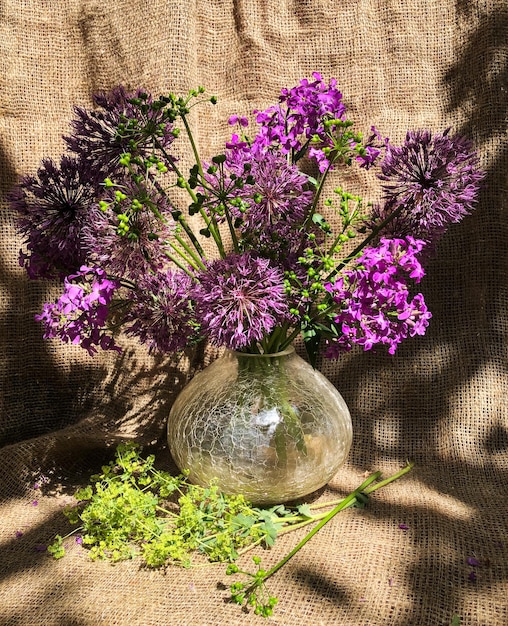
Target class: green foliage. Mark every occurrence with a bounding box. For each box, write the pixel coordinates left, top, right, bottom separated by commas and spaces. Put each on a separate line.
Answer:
227, 557, 279, 617
46, 444, 413, 619
47, 534, 65, 559
48, 442, 313, 567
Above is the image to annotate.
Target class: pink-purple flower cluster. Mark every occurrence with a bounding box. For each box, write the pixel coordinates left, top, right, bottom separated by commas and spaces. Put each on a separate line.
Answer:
203, 143, 314, 257
35, 267, 120, 355
124, 269, 196, 353
324, 238, 432, 355
253, 72, 347, 172
12, 156, 97, 279
10, 77, 484, 359
64, 86, 176, 177
373, 129, 485, 245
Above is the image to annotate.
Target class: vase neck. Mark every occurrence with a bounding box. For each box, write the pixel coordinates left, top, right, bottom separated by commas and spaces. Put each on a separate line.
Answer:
229, 346, 295, 359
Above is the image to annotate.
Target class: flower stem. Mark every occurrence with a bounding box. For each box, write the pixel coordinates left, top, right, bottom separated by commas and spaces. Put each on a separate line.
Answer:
173, 232, 207, 270
325, 200, 407, 282
238, 462, 414, 596
261, 472, 381, 582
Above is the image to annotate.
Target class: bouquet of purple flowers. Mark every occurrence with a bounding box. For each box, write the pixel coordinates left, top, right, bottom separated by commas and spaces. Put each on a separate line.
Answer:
11, 73, 484, 364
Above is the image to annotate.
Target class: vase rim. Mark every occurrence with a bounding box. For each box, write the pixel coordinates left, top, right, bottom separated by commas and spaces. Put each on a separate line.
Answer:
229, 345, 295, 358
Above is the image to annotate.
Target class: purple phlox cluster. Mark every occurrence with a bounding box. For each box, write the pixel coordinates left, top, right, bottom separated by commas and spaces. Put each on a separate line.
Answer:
252, 73, 347, 172
373, 129, 485, 244
193, 253, 290, 351
324, 237, 432, 356
83, 181, 176, 281
228, 115, 249, 128
64, 86, 175, 176
125, 269, 197, 353
11, 156, 97, 279
35, 266, 120, 356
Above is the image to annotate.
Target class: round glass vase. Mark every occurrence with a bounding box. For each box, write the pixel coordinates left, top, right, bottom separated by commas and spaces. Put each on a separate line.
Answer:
167, 346, 352, 505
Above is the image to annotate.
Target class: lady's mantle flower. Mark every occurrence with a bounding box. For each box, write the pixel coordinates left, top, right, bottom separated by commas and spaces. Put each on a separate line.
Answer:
325, 237, 432, 356
35, 266, 120, 356
373, 129, 485, 244
193, 253, 289, 351
11, 156, 97, 278
125, 270, 197, 353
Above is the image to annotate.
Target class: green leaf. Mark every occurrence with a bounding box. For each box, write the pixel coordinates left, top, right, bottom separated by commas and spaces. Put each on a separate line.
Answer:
303, 327, 322, 369
231, 513, 255, 530
296, 504, 313, 519
47, 535, 65, 559
74, 486, 93, 501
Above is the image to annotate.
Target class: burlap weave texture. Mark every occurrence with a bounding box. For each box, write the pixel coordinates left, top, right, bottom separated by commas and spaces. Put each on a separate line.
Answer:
0, 1, 507, 625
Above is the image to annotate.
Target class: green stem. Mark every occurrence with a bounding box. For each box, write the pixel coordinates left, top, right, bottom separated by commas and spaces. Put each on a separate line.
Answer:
299, 461, 415, 514
173, 232, 207, 270
155, 505, 179, 519
260, 472, 381, 583
60, 526, 84, 541
165, 248, 201, 275
181, 114, 204, 178
306, 159, 334, 224
239, 463, 414, 597
152, 140, 207, 259
180, 114, 226, 257
325, 200, 407, 283
224, 205, 241, 254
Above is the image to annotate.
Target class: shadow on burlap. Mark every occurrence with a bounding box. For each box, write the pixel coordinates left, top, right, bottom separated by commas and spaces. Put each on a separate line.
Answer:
0, 1, 506, 625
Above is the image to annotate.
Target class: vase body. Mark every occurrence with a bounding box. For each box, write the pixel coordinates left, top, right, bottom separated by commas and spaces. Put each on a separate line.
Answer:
167, 346, 352, 505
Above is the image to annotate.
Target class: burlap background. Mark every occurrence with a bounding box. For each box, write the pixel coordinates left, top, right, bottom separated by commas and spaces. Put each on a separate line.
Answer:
0, 1, 507, 625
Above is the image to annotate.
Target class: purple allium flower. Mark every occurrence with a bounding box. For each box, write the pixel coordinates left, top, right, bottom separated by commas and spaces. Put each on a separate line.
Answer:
468, 570, 477, 582
34, 544, 47, 552
325, 237, 432, 356
11, 156, 97, 279
467, 556, 481, 567
373, 129, 485, 245
125, 269, 197, 353
193, 253, 290, 351
35, 266, 121, 356
64, 86, 175, 176
75, 535, 83, 545
202, 143, 315, 262
82, 178, 176, 281
398, 523, 409, 531
253, 73, 347, 172
219, 145, 313, 239
15, 531, 23, 538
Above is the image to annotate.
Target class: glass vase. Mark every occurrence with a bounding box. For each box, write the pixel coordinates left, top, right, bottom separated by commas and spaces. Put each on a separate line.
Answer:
167, 346, 352, 505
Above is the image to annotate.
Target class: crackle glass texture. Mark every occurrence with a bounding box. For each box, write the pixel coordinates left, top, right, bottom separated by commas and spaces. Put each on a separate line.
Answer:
167, 347, 352, 505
